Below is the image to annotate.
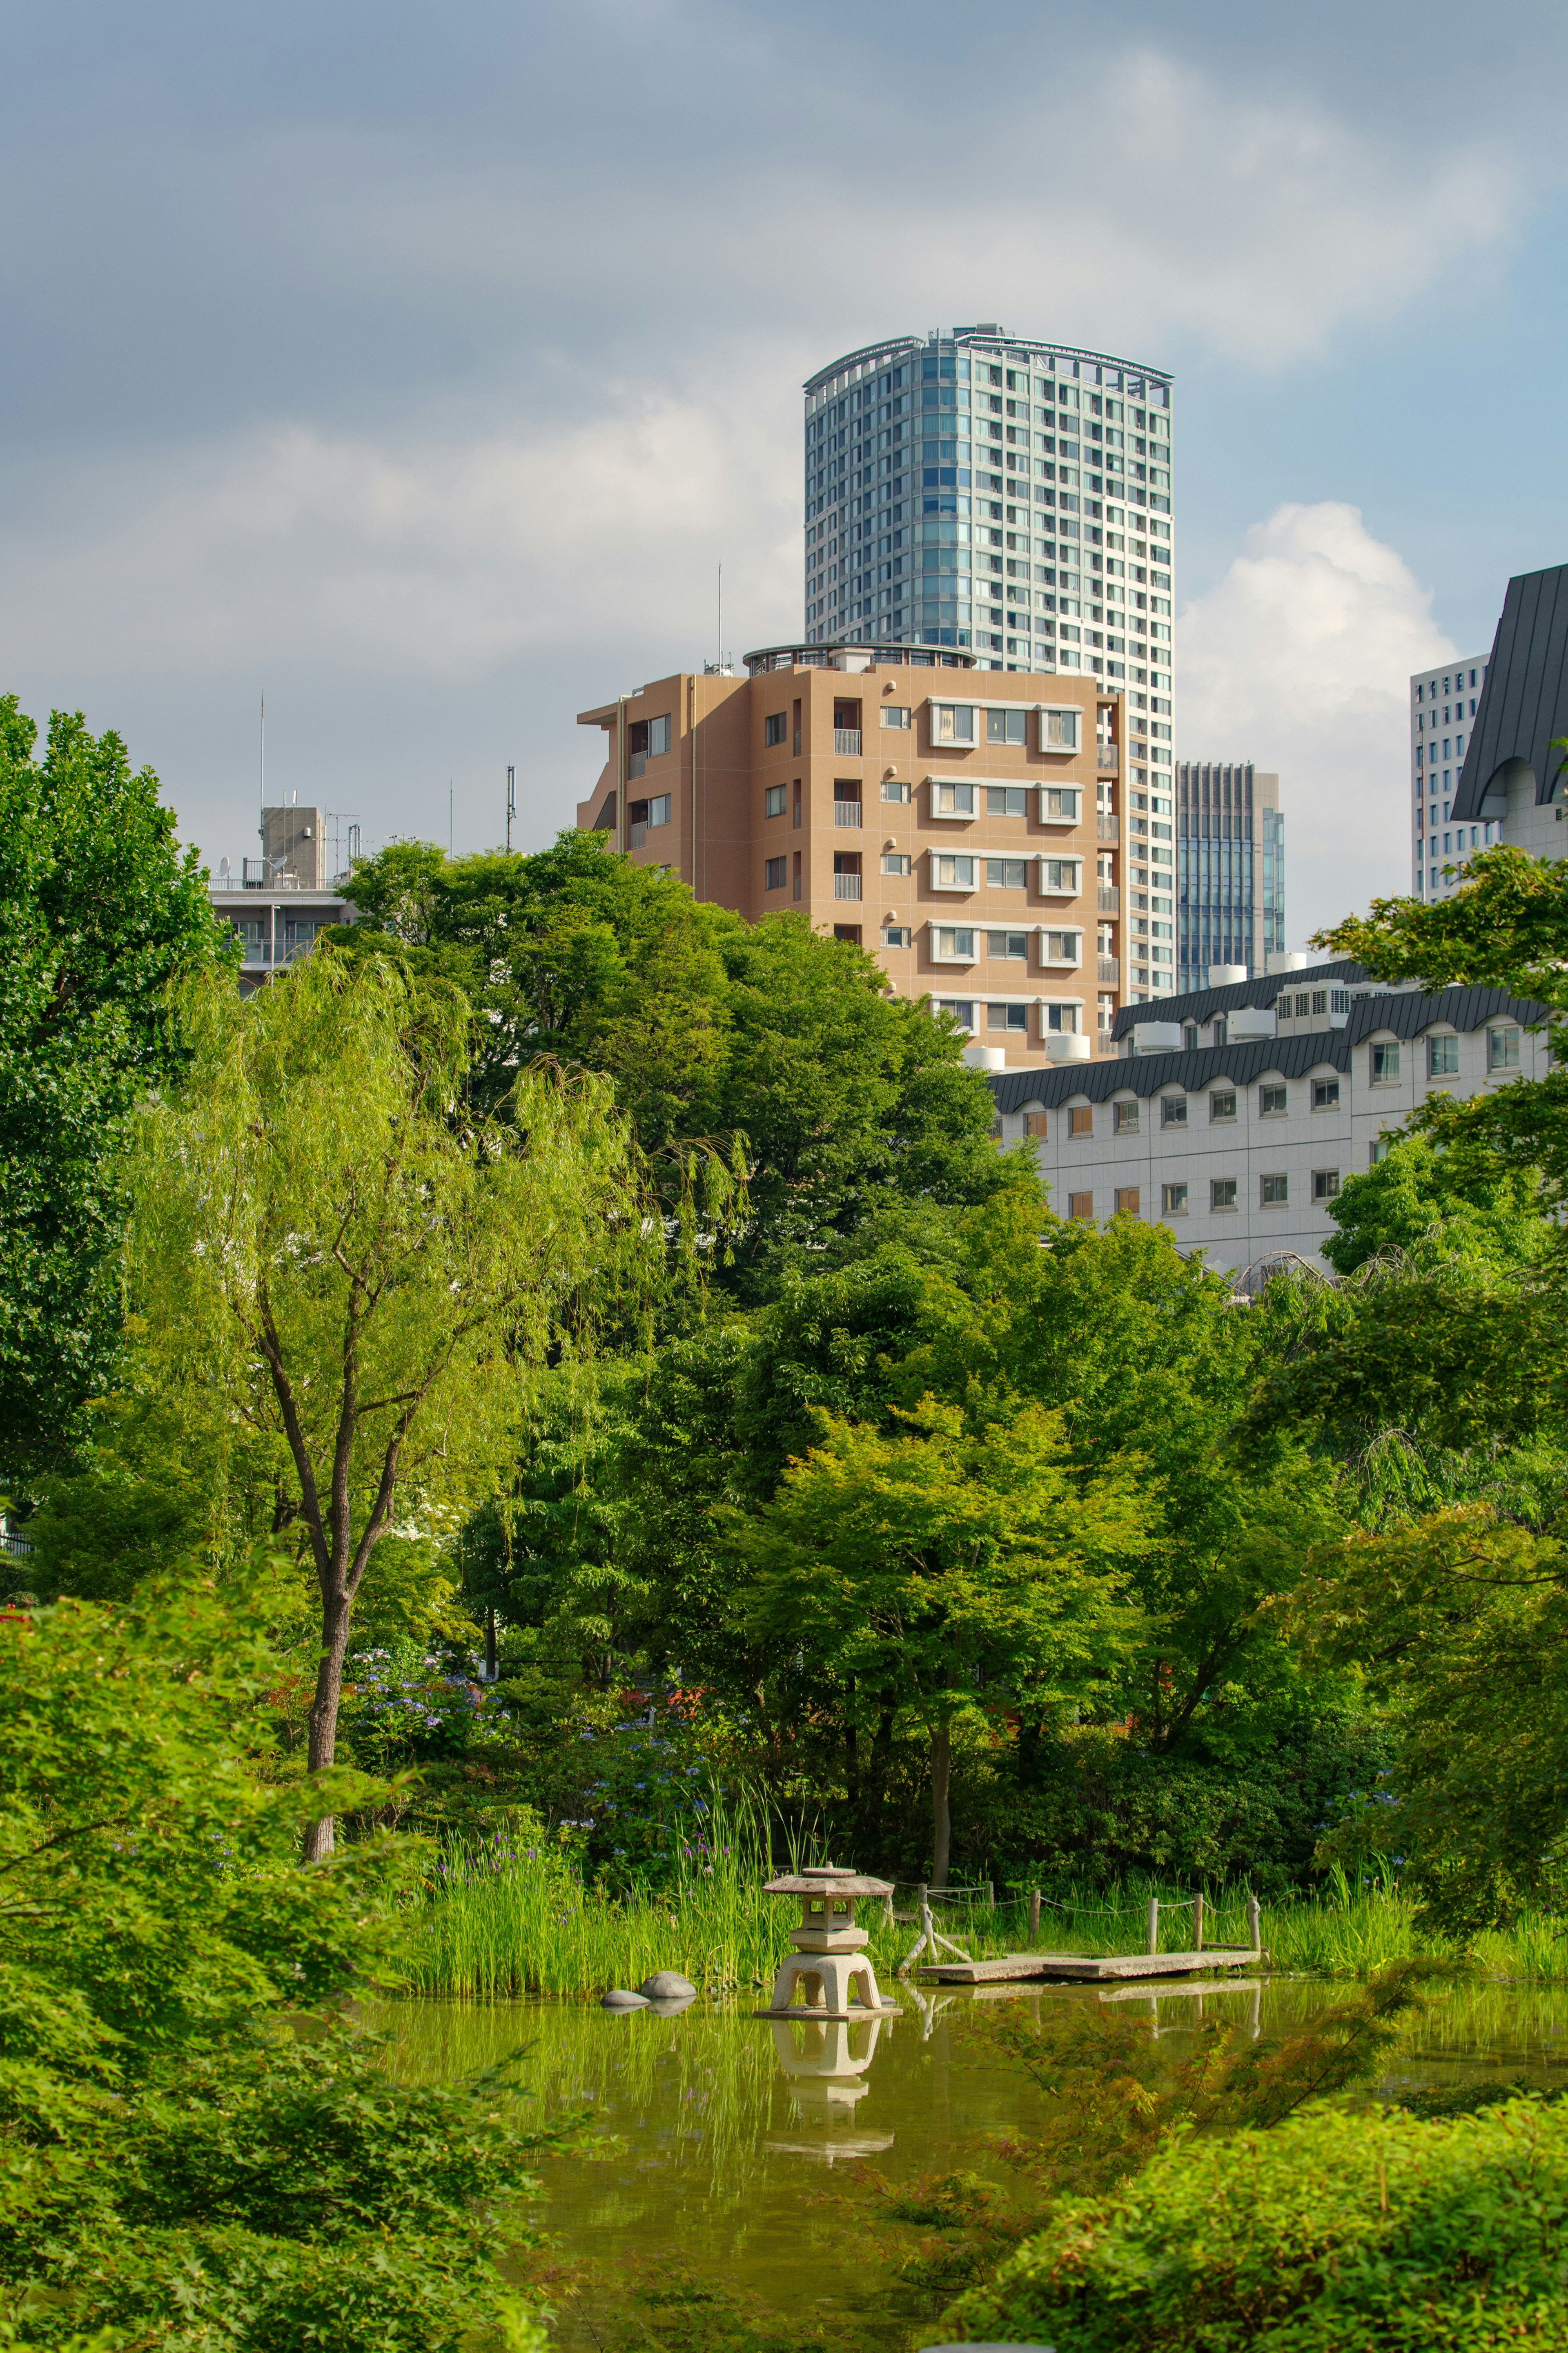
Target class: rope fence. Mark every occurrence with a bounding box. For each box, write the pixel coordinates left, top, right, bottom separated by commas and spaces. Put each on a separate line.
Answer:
886, 1881, 1264, 1957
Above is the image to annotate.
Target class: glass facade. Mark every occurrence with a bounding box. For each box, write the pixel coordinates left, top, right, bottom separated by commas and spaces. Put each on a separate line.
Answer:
803, 331, 1174, 685
1175, 762, 1283, 994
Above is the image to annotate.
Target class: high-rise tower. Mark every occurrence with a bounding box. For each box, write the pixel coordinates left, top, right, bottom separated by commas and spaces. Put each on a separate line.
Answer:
802, 328, 1174, 700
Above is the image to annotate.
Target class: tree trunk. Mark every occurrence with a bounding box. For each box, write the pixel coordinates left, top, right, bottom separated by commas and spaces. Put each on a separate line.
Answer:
303, 1586, 354, 1863
486, 1605, 497, 1682
930, 1718, 952, 1890
862, 1696, 896, 1862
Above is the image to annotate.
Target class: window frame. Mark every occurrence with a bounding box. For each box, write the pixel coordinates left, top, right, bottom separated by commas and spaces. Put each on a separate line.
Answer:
1160, 1181, 1189, 1217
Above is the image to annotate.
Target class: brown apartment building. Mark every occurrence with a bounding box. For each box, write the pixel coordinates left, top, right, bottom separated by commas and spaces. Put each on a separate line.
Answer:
577, 642, 1170, 1071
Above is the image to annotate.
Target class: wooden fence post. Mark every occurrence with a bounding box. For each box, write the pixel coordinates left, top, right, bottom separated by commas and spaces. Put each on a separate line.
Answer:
986, 1880, 995, 1911
1247, 1893, 1261, 1954
1147, 1896, 1159, 1956
1029, 1889, 1041, 1943
1192, 1891, 1204, 1952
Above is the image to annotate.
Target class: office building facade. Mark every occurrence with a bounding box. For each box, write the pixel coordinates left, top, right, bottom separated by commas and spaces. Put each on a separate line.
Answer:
1411, 656, 1494, 899
209, 803, 356, 992
1175, 762, 1283, 992
1450, 562, 1568, 864
989, 957, 1550, 1275
577, 644, 1139, 1068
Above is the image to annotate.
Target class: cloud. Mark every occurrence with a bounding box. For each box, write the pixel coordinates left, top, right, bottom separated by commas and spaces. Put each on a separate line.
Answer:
1177, 502, 1458, 943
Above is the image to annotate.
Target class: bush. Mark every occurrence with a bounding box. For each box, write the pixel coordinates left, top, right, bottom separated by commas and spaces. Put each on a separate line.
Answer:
949, 2095, 1568, 2349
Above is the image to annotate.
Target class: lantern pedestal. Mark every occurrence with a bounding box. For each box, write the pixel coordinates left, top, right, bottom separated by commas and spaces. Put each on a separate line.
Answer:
755, 1864, 901, 2019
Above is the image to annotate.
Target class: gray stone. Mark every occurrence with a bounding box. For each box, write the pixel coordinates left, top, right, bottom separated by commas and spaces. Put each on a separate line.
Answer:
600, 1987, 650, 2010
638, 1969, 696, 2001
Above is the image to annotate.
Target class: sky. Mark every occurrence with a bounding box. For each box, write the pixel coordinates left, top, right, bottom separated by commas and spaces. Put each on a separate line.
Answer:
3, 0, 1566, 943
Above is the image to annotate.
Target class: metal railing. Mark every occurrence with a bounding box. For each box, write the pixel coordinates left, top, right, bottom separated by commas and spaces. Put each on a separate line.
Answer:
1098, 887, 1119, 912
833, 875, 862, 900
833, 728, 862, 754
1097, 815, 1119, 840
1098, 958, 1120, 983
833, 803, 861, 827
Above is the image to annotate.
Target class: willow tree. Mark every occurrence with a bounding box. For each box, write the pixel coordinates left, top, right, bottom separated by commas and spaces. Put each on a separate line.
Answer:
129, 949, 653, 1857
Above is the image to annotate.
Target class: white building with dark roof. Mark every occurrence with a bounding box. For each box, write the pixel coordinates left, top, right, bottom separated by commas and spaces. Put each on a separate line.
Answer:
990, 957, 1551, 1275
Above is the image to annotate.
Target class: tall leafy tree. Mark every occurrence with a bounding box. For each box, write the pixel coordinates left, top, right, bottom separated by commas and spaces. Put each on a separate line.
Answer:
127, 949, 649, 1856
0, 695, 229, 1477
735, 1398, 1147, 1882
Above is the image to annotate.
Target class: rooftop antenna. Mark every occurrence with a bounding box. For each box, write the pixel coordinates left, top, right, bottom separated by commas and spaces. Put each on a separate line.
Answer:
506, 764, 516, 851
258, 692, 265, 832
717, 561, 722, 669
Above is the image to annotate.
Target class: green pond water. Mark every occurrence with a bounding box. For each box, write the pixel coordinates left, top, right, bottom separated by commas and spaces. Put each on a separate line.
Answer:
385, 1976, 1568, 2348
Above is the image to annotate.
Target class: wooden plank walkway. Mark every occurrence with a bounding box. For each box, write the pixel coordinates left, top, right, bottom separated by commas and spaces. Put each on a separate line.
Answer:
919, 1947, 1259, 1984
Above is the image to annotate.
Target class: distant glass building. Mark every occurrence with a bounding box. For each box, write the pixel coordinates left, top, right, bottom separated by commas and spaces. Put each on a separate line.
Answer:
1175, 762, 1283, 993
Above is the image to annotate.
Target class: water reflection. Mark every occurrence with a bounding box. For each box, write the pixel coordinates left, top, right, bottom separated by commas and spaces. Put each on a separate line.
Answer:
765, 2012, 896, 2161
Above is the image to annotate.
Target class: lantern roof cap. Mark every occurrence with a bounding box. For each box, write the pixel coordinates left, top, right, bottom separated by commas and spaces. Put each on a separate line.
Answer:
764, 1864, 894, 1898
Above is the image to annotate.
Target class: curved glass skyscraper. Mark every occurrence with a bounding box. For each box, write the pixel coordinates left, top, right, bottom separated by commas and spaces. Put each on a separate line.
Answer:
802, 326, 1174, 700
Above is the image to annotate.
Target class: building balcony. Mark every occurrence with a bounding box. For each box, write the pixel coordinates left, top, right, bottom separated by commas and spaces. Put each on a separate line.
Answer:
833, 875, 862, 901
1097, 816, 1119, 840
833, 729, 862, 754
1098, 887, 1119, 912
1098, 958, 1120, 984
628, 822, 646, 848
1096, 745, 1118, 770
628, 751, 648, 781
833, 803, 862, 827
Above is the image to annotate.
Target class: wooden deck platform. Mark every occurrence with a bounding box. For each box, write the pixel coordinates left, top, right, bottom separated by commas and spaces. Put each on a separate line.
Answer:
918, 1947, 1260, 1985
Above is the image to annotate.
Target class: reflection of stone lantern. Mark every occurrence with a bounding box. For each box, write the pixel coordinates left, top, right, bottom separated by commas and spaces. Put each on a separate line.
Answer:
759, 1863, 900, 2018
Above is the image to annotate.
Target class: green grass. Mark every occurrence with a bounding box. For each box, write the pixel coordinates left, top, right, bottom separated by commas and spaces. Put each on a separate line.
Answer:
403, 1837, 1568, 2001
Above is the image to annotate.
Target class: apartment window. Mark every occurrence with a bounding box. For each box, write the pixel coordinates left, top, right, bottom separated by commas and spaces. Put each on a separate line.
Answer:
1046, 1004, 1080, 1034
1068, 1105, 1094, 1137
1114, 1186, 1140, 1215
988, 1002, 1029, 1032
988, 930, 1029, 958
833, 780, 862, 826
1040, 858, 1082, 892
882, 852, 912, 876
765, 713, 787, 747
932, 854, 978, 889
881, 778, 911, 803
1042, 930, 1081, 963
1209, 1089, 1236, 1122
1112, 1099, 1139, 1133
933, 927, 977, 960
1259, 1083, 1287, 1116
1183, 1023, 1198, 1051
1212, 1017, 1228, 1048
648, 794, 671, 827
1160, 1094, 1187, 1127
1370, 1137, 1395, 1164
1370, 1041, 1401, 1084
764, 857, 787, 891
1211, 1178, 1238, 1211
1041, 787, 1081, 820
933, 780, 978, 817
833, 925, 862, 943
1261, 1173, 1289, 1206
1489, 1026, 1522, 1070
1427, 1033, 1459, 1076
1040, 707, 1081, 751
1313, 1170, 1341, 1201
764, 783, 787, 818
932, 703, 977, 744
881, 705, 911, 729
987, 857, 1029, 888
935, 998, 975, 1031
987, 707, 1028, 745
1067, 1191, 1094, 1220
987, 785, 1029, 816
1312, 1078, 1340, 1109
792, 850, 801, 901
793, 781, 802, 829
882, 924, 910, 948
1161, 1182, 1188, 1216
1022, 1110, 1047, 1139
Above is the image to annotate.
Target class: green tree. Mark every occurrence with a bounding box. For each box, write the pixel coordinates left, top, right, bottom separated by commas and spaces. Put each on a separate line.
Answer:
0, 694, 231, 1479
1320, 1132, 1555, 1277
735, 1398, 1147, 1882
0, 1574, 557, 2351
127, 949, 648, 1856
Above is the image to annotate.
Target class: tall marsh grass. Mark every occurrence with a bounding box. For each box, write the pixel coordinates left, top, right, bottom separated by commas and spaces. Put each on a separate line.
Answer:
405, 1829, 1568, 2000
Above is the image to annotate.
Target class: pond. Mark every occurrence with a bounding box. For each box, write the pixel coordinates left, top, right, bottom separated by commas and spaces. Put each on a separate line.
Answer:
385, 1975, 1568, 2349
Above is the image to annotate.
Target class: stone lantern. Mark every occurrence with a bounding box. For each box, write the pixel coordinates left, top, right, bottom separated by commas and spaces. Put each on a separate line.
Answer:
759, 1862, 900, 2018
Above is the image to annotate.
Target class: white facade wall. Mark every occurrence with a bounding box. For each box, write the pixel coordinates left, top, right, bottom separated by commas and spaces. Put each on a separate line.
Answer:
998, 1005, 1548, 1277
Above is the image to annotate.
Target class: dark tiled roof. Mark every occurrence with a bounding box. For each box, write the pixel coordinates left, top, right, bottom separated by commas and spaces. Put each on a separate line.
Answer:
1109, 958, 1368, 1039
992, 984, 1549, 1113
1453, 564, 1568, 822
